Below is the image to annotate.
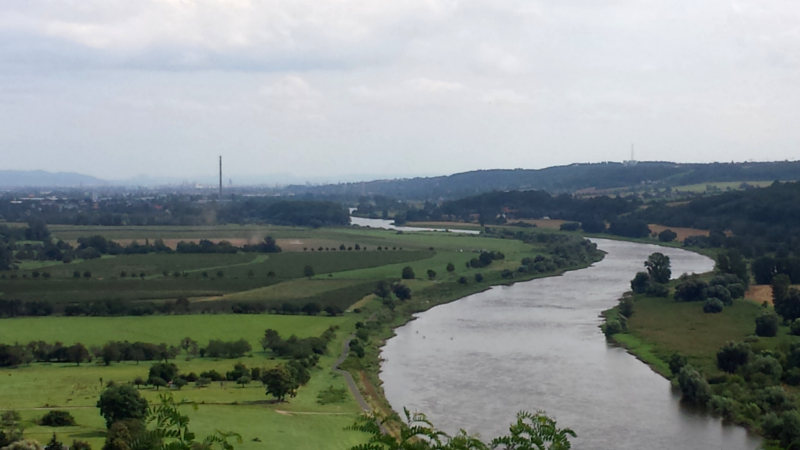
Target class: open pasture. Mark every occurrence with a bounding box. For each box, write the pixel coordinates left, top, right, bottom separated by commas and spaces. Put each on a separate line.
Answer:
1, 313, 365, 450
0, 313, 344, 347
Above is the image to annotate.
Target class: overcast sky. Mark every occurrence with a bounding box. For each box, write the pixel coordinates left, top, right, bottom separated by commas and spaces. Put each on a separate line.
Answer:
1, 0, 798, 183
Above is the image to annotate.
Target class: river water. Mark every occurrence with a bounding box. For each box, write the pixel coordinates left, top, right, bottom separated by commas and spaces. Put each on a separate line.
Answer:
380, 239, 762, 450
350, 214, 481, 235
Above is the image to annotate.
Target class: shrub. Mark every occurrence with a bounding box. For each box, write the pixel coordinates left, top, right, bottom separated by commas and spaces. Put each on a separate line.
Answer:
716, 341, 751, 373
40, 411, 76, 427
755, 313, 779, 337
677, 365, 711, 405
669, 352, 687, 376
791, 321, 800, 336
457, 276, 467, 285
707, 285, 732, 306
619, 297, 634, 318
703, 298, 724, 314
646, 283, 670, 298
474, 273, 484, 283
401, 266, 415, 280
674, 275, 708, 302
604, 319, 622, 337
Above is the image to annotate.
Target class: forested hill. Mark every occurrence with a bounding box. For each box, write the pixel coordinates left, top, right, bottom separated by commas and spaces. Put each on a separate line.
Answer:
637, 181, 800, 255
282, 161, 800, 200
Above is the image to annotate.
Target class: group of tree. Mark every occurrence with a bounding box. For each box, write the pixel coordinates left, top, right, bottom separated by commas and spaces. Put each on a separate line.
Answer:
373, 280, 413, 310
259, 326, 337, 361
667, 338, 800, 447
630, 253, 672, 298
0, 341, 90, 367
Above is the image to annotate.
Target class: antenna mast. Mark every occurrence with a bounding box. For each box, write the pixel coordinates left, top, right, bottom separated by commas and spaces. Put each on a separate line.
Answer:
219, 156, 222, 197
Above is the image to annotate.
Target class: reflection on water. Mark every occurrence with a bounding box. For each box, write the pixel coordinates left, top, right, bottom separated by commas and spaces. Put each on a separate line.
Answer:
380, 239, 761, 450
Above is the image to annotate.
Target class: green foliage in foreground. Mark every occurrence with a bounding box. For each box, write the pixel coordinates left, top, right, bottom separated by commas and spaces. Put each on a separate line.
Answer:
348, 408, 575, 450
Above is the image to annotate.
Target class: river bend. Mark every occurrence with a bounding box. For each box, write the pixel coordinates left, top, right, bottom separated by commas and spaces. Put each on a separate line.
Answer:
380, 239, 761, 450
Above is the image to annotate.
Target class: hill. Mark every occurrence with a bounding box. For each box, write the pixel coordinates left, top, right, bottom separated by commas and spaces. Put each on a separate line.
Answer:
281, 161, 800, 200
0, 170, 106, 188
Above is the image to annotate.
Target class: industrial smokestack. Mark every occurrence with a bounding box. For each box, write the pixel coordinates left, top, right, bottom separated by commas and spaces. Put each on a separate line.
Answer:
219, 156, 222, 197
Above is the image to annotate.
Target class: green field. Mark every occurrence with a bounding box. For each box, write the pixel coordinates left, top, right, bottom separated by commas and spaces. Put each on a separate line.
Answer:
1, 313, 365, 450
671, 180, 773, 193
0, 224, 588, 450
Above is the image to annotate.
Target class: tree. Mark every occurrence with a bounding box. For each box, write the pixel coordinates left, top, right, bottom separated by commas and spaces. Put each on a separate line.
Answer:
133, 377, 145, 389
149, 362, 178, 383
401, 266, 415, 280
716, 341, 751, 373
236, 376, 251, 388
756, 312, 779, 337
773, 274, 792, 307
67, 343, 89, 366
301, 302, 320, 316
180, 337, 197, 356
716, 250, 749, 286
427, 270, 436, 280
677, 365, 711, 405
373, 280, 391, 300
446, 263, 455, 273
303, 265, 314, 278
776, 288, 800, 323
44, 433, 61, 450
658, 229, 678, 242
644, 253, 671, 284
83, 271, 92, 279
669, 352, 687, 376
262, 366, 297, 401
172, 378, 187, 390
149, 377, 167, 391
752, 256, 777, 285
96, 385, 149, 428
101, 343, 121, 366
392, 283, 411, 301
474, 273, 484, 283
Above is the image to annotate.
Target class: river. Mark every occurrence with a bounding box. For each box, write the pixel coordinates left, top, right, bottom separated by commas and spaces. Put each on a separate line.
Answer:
350, 213, 481, 235
380, 238, 762, 450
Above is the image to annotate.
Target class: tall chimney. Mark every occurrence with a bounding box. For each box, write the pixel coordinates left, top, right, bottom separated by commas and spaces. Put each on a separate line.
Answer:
219, 156, 222, 197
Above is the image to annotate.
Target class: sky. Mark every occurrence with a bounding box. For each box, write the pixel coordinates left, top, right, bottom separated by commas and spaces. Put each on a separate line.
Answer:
1, 0, 799, 183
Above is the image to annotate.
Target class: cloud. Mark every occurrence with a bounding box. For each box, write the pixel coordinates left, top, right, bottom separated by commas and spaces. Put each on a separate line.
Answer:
481, 89, 530, 104
260, 75, 322, 113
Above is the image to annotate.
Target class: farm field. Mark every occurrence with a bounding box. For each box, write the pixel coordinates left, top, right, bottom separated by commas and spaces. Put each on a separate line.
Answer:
670, 180, 773, 193
2, 224, 567, 450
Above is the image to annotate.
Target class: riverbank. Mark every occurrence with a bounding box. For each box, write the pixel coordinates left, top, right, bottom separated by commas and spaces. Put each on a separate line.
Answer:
602, 261, 798, 441
339, 241, 606, 428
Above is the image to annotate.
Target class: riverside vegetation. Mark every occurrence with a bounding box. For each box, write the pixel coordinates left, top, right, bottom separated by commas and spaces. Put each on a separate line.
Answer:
0, 217, 600, 450
603, 248, 800, 450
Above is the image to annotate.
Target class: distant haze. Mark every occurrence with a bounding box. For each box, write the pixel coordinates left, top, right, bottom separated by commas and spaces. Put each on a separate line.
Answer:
2, 1, 799, 180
